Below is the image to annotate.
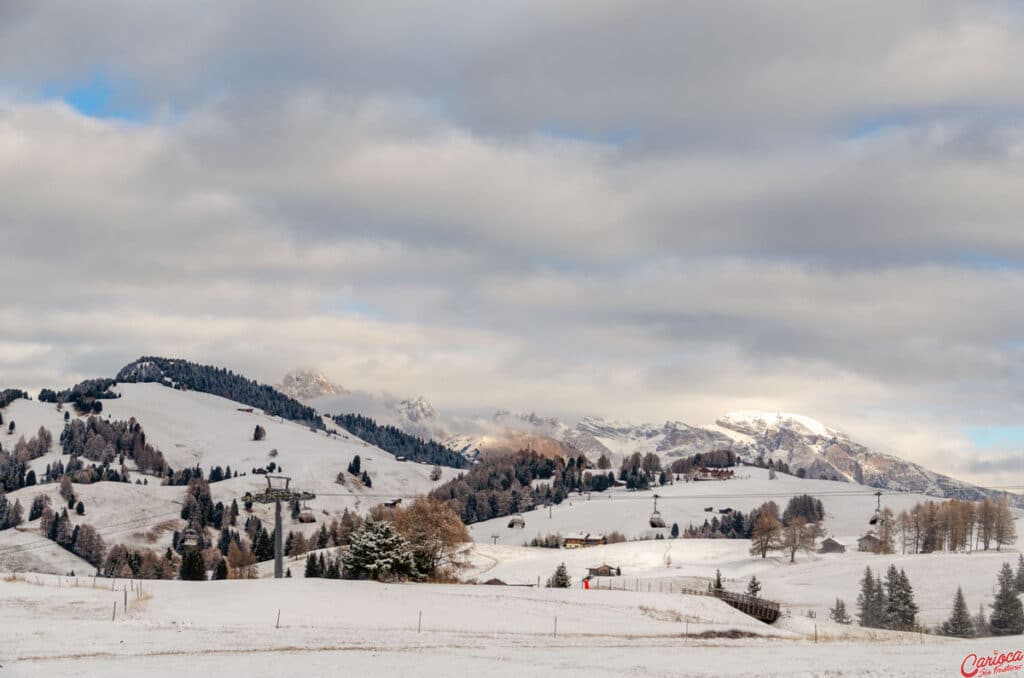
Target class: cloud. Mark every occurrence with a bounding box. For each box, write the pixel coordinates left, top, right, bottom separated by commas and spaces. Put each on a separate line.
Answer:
1, 4, 1024, 485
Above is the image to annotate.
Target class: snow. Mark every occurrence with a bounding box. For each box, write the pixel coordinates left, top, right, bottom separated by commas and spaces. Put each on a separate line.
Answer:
0, 573, 1004, 678
718, 410, 832, 437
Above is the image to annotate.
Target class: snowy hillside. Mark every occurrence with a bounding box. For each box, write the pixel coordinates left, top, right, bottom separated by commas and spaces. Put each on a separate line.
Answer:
0, 383, 457, 573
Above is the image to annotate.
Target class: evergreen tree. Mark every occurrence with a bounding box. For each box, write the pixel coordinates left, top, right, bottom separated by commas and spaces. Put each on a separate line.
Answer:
361, 470, 372, 488
746, 575, 761, 597
670, 522, 680, 538
546, 562, 571, 588
304, 552, 321, 578
857, 566, 886, 628
179, 548, 207, 580
252, 528, 273, 561
883, 565, 918, 631
1016, 554, 1024, 594
713, 569, 723, 590
75, 501, 85, 516
341, 518, 415, 581
989, 562, 1024, 636
212, 558, 228, 580
829, 598, 852, 624
348, 455, 361, 475
941, 586, 974, 638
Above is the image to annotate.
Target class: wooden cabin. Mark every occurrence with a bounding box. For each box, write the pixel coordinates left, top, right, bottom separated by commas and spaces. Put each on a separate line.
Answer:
818, 537, 846, 554
857, 533, 882, 553
586, 564, 619, 577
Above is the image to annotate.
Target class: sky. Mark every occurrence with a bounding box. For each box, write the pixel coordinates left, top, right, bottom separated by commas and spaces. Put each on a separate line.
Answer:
1, 2, 1023, 486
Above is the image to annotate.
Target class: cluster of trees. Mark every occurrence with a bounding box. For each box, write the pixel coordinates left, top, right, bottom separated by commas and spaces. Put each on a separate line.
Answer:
430, 449, 563, 524
618, 452, 666, 490
39, 378, 119, 414
856, 564, 919, 631
894, 497, 1016, 554
0, 492, 24, 529
668, 450, 738, 474
343, 455, 372, 487
38, 506, 106, 567
331, 413, 467, 468
0, 427, 53, 491
681, 510, 749, 539
749, 497, 825, 562
305, 551, 342, 578
102, 545, 177, 579
60, 416, 167, 476
782, 494, 826, 524
942, 559, 1024, 637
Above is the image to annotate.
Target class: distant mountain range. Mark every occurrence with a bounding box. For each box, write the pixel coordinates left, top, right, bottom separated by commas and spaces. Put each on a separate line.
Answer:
277, 369, 348, 401
286, 368, 1015, 505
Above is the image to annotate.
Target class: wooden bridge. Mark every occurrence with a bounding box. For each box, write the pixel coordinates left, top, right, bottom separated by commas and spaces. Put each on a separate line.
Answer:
679, 587, 781, 624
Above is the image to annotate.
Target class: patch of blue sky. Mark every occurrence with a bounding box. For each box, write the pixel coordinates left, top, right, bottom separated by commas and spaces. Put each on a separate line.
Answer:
538, 122, 635, 146
41, 70, 147, 122
964, 426, 1024, 450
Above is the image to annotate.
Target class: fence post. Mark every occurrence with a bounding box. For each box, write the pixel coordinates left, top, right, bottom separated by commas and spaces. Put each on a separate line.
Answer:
418, 610, 422, 633
814, 624, 817, 643
112, 602, 117, 621
276, 609, 281, 629
554, 616, 557, 637
124, 588, 127, 612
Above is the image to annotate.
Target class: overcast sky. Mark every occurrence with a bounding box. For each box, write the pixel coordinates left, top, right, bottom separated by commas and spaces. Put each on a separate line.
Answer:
1, 2, 1023, 485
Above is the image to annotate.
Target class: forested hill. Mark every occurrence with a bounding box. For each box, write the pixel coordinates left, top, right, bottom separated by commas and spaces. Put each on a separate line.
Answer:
331, 413, 467, 469
116, 357, 322, 427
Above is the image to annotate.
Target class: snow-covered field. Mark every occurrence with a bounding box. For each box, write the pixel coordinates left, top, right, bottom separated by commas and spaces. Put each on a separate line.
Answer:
0, 574, 1003, 678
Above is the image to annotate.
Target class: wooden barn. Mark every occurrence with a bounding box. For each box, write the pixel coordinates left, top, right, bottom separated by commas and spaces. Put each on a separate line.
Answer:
857, 533, 882, 553
818, 537, 846, 553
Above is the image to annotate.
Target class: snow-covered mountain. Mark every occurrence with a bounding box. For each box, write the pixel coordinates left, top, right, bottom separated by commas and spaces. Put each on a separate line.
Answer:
277, 368, 347, 401
566, 410, 1005, 503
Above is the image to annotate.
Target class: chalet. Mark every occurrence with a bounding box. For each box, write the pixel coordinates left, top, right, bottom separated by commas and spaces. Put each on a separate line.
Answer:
586, 564, 620, 577
563, 532, 607, 549
818, 537, 846, 554
695, 467, 735, 481
857, 533, 882, 553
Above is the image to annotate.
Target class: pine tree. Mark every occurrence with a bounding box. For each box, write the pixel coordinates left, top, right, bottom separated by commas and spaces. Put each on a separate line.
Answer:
857, 566, 885, 628
670, 522, 680, 538
1016, 554, 1024, 594
179, 548, 207, 581
829, 598, 852, 624
304, 553, 321, 578
341, 518, 415, 581
989, 562, 1024, 636
713, 569, 723, 590
746, 575, 761, 597
75, 501, 84, 516
883, 565, 918, 631
941, 586, 973, 638
212, 558, 228, 580
546, 562, 571, 588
